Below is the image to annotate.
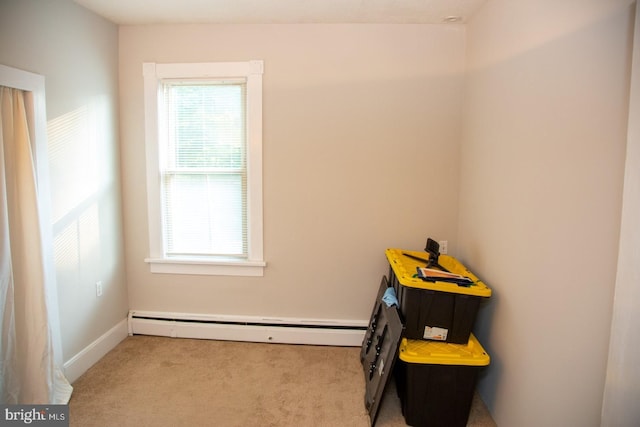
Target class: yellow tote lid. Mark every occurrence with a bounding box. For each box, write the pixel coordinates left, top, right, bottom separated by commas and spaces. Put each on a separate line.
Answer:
398, 334, 490, 366
386, 248, 491, 297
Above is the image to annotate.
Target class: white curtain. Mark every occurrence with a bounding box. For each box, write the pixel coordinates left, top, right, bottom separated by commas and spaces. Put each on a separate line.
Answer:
0, 86, 72, 404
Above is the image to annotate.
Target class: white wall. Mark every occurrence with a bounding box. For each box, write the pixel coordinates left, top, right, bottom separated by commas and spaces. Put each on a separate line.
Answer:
119, 24, 466, 321
0, 0, 129, 363
459, 0, 634, 425
602, 3, 640, 425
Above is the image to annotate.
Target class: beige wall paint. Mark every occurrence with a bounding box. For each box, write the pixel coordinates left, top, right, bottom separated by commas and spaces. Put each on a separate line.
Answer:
6, 1, 635, 421
119, 24, 465, 319
0, 0, 129, 361
460, 1, 634, 425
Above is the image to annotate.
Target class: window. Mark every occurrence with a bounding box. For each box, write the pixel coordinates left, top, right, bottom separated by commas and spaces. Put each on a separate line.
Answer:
143, 61, 265, 276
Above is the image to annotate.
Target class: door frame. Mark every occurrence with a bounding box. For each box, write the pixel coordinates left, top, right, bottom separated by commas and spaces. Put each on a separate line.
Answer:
0, 63, 64, 367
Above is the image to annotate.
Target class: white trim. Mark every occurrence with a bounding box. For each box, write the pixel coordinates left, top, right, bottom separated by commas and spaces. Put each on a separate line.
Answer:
143, 63, 163, 259
63, 318, 129, 384
144, 257, 266, 276
0, 64, 45, 92
143, 61, 265, 276
149, 60, 263, 79
128, 311, 368, 347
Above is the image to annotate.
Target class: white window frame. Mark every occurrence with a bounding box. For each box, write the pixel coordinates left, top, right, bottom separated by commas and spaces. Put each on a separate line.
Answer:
143, 61, 265, 276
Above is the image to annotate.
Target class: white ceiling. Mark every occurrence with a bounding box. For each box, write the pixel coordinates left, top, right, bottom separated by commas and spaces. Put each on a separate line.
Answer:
73, 0, 486, 25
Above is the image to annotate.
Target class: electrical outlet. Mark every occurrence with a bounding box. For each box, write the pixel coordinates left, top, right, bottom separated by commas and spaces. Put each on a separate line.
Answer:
96, 281, 103, 297
438, 240, 448, 255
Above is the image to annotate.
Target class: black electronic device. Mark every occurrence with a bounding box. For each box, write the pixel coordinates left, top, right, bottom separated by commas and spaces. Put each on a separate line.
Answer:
425, 238, 440, 260
424, 237, 450, 272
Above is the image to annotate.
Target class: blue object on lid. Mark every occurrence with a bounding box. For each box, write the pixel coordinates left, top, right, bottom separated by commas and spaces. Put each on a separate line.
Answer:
382, 287, 399, 307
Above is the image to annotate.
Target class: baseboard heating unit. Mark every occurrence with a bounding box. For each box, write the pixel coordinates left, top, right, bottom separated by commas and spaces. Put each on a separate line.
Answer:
128, 311, 368, 346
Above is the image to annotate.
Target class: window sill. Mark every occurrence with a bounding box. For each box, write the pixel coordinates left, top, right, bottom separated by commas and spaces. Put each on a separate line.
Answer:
144, 257, 266, 277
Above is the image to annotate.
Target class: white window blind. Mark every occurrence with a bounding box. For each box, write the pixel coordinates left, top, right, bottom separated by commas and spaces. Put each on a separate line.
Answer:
161, 81, 247, 258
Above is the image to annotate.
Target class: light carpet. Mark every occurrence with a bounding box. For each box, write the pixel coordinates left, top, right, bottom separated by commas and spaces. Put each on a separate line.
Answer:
68, 335, 496, 426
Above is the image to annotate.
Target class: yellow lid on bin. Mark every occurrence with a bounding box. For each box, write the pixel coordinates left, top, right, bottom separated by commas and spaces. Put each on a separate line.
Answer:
386, 248, 491, 297
398, 334, 490, 366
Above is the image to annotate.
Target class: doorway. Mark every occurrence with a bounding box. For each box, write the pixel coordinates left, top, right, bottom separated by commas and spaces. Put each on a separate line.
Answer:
0, 64, 71, 403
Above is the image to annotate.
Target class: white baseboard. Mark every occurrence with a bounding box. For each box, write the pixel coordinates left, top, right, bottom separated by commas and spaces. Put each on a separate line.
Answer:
128, 310, 368, 347
63, 318, 128, 383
